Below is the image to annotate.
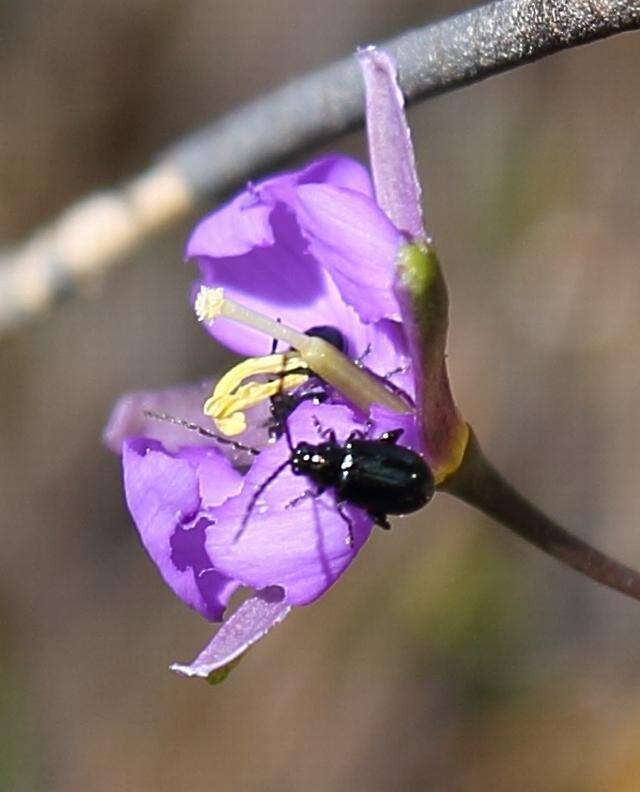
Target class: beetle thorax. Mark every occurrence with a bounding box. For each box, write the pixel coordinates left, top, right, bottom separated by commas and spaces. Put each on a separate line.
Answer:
291, 441, 344, 487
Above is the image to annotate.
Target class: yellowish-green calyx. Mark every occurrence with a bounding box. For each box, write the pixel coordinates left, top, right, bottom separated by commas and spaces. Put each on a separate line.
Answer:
395, 241, 468, 485
397, 240, 440, 296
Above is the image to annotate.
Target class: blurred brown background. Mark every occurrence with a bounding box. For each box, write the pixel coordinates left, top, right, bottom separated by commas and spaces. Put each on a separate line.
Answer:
2, 2, 640, 791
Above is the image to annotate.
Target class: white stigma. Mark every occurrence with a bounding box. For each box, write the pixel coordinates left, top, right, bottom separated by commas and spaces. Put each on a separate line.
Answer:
195, 285, 316, 353
195, 286, 225, 323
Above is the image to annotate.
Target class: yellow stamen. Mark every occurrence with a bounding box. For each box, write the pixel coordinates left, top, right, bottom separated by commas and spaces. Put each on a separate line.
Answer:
204, 353, 309, 435
196, 286, 411, 415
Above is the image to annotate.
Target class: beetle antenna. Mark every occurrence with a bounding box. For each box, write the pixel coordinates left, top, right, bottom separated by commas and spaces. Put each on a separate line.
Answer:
235, 458, 291, 541
143, 410, 259, 455
273, 346, 296, 453
282, 417, 295, 453
270, 317, 283, 354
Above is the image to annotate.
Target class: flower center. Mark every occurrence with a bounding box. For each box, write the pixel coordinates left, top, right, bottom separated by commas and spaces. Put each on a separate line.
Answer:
195, 286, 411, 417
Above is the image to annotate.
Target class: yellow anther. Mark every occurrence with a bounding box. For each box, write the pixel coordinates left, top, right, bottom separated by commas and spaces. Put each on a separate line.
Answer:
204, 353, 309, 436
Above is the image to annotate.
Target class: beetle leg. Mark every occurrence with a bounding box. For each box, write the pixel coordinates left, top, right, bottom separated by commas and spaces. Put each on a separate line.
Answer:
336, 503, 355, 548
377, 372, 415, 408
267, 365, 309, 379
372, 513, 392, 530
378, 428, 404, 445
285, 487, 318, 509
312, 414, 337, 442
354, 343, 372, 367
347, 419, 374, 442
383, 363, 409, 379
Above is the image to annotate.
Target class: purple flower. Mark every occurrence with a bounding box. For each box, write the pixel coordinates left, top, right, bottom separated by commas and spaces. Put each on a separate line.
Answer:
104, 48, 465, 680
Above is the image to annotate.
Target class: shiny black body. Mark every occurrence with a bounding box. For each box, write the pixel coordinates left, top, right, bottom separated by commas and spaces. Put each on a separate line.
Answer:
290, 429, 434, 529
304, 325, 347, 353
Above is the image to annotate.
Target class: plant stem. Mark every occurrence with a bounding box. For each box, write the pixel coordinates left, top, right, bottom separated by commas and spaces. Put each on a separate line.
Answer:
441, 427, 640, 602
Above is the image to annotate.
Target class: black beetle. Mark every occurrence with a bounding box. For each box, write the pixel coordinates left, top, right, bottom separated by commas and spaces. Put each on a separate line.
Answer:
242, 422, 435, 546
292, 427, 434, 528
242, 324, 434, 544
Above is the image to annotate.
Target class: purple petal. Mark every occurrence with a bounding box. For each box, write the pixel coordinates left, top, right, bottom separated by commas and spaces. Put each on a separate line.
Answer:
296, 154, 373, 196
187, 156, 378, 358
187, 191, 275, 259
123, 439, 243, 621
205, 402, 374, 605
358, 47, 425, 240
186, 154, 373, 261
103, 380, 215, 454
361, 318, 414, 399
295, 184, 402, 323
192, 202, 352, 357
368, 404, 422, 453
170, 587, 291, 679
175, 445, 245, 508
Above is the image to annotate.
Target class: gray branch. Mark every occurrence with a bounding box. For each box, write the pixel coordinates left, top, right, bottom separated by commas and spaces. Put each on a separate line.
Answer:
1, 0, 638, 335
173, 0, 640, 199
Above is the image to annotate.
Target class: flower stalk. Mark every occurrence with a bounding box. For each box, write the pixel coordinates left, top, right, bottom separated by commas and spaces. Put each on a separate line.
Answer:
442, 429, 640, 603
